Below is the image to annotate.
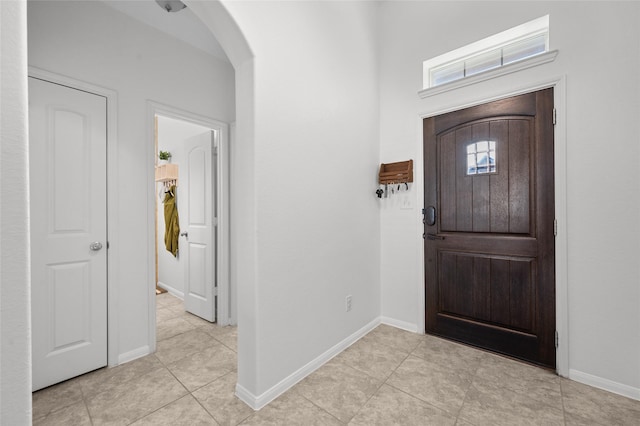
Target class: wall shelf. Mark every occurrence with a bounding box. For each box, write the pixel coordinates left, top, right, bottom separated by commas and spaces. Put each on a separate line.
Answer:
378, 160, 413, 185
155, 163, 178, 183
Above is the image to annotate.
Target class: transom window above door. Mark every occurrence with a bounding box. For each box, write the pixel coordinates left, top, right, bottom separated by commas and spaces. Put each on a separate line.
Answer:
420, 15, 557, 98
467, 141, 496, 175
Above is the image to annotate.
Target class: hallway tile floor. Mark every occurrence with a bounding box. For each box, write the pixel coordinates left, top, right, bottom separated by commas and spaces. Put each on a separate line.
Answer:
33, 293, 640, 425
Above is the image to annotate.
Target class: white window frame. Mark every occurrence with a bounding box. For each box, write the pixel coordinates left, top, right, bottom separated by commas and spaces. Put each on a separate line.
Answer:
422, 15, 551, 93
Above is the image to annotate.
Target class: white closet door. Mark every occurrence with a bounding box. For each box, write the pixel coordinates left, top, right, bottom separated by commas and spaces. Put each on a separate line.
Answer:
29, 77, 108, 391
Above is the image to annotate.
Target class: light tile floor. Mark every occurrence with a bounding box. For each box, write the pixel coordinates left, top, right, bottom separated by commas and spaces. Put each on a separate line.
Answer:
33, 293, 640, 425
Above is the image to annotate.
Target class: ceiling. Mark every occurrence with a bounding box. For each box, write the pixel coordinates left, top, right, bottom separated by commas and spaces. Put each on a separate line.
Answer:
101, 0, 229, 62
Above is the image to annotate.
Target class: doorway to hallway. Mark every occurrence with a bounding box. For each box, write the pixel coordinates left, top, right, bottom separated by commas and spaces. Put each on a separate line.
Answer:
148, 105, 232, 355
155, 114, 218, 322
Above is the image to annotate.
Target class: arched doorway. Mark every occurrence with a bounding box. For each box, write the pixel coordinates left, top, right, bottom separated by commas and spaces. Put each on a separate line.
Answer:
185, 0, 257, 405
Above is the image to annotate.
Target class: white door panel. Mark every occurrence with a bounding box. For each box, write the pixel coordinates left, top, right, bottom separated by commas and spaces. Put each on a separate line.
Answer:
183, 132, 216, 322
29, 77, 107, 391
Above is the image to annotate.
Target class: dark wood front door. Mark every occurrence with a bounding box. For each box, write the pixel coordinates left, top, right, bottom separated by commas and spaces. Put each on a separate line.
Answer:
424, 89, 555, 368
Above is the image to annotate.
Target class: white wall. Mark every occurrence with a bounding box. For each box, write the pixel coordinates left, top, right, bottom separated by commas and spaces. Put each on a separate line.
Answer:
218, 0, 381, 403
156, 116, 212, 297
378, 1, 640, 396
0, 1, 32, 424
27, 0, 235, 361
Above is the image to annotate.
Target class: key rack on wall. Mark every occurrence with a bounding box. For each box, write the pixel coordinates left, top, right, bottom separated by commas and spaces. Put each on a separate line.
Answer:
376, 160, 413, 198
378, 159, 413, 184
155, 163, 179, 191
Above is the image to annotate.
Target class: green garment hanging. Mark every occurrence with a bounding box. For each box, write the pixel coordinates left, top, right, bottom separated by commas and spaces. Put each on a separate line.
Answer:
163, 185, 180, 257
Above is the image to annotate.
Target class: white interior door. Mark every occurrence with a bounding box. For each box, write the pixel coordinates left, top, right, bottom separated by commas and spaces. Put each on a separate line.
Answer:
29, 77, 108, 391
183, 132, 216, 322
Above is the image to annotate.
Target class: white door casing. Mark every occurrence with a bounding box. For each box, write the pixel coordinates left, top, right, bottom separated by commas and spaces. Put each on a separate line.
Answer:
183, 131, 216, 322
29, 77, 108, 391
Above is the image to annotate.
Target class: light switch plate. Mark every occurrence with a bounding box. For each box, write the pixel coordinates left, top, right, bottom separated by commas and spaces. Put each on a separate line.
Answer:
400, 196, 413, 210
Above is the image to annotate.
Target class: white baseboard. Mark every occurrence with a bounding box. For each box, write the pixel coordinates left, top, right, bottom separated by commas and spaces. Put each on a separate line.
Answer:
569, 369, 640, 401
380, 316, 418, 333
157, 281, 184, 299
118, 345, 150, 365
235, 382, 256, 409
235, 317, 382, 410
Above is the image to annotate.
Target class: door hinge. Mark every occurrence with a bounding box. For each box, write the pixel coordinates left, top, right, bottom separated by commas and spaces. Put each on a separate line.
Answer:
213, 287, 218, 297
555, 330, 559, 348
107, 241, 110, 249
552, 108, 557, 125
554, 219, 558, 237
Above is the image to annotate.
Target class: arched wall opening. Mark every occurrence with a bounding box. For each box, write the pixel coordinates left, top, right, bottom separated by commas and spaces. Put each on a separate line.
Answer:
184, 0, 258, 399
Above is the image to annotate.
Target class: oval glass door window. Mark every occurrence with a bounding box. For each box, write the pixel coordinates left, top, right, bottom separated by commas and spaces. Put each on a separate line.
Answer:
467, 141, 496, 175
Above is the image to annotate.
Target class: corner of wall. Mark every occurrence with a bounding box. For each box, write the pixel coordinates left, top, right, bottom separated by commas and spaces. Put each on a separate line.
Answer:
569, 370, 640, 402
117, 346, 152, 365
380, 317, 418, 333
235, 317, 381, 410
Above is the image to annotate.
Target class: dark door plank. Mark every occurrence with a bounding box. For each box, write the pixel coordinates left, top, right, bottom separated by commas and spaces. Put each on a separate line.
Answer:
455, 126, 473, 232
472, 122, 491, 232
489, 120, 510, 233
508, 119, 532, 234
472, 256, 491, 321
490, 258, 511, 326
509, 258, 534, 331
439, 131, 457, 231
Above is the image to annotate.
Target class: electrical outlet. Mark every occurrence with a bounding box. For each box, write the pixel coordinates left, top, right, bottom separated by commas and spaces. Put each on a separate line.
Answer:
346, 295, 352, 312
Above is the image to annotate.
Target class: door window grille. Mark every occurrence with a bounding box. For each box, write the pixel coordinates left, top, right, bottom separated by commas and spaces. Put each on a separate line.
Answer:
467, 141, 496, 175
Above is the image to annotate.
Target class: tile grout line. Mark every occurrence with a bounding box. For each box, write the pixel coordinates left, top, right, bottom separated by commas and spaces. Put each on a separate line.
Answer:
125, 357, 223, 425
78, 378, 96, 426
196, 323, 238, 356
296, 392, 348, 425
124, 381, 188, 426
474, 354, 569, 416
190, 390, 224, 425
153, 304, 240, 424
192, 370, 252, 426
384, 340, 465, 421
155, 328, 221, 365
127, 313, 228, 424
291, 328, 423, 424
345, 366, 387, 424
353, 330, 476, 423
451, 354, 484, 426
297, 359, 383, 424
559, 378, 568, 426
32, 381, 86, 422
342, 333, 426, 423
